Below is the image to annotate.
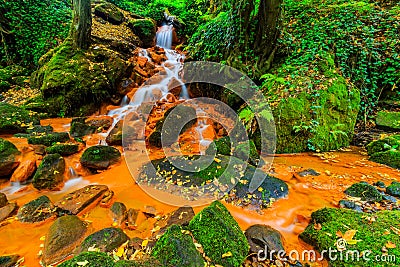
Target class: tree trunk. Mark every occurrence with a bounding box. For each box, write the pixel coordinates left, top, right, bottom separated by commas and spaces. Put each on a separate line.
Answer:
70, 0, 92, 50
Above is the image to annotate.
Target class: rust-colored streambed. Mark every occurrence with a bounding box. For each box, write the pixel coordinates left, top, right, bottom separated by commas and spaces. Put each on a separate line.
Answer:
1, 118, 400, 267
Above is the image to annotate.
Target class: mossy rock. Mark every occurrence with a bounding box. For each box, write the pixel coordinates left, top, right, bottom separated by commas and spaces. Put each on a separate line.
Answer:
344, 182, 383, 202
0, 255, 20, 267
58, 252, 114, 267
0, 138, 21, 177
240, 54, 360, 153
128, 19, 156, 47
0, 65, 30, 92
370, 150, 400, 169
188, 201, 249, 267
151, 225, 205, 267
0, 103, 40, 134
386, 181, 400, 197
28, 132, 70, 147
45, 143, 79, 156
70, 121, 97, 138
17, 195, 56, 223
27, 125, 54, 135
80, 145, 121, 170
376, 111, 400, 131
32, 153, 65, 190
31, 39, 129, 116
115, 259, 163, 267
147, 104, 197, 148
80, 227, 129, 253
366, 136, 400, 155
300, 208, 400, 267
95, 2, 124, 25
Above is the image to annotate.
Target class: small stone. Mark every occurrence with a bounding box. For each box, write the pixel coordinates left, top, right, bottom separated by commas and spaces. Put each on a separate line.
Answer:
297, 169, 320, 177
110, 202, 127, 226
0, 202, 17, 222
142, 205, 157, 217
127, 208, 139, 229
0, 193, 8, 208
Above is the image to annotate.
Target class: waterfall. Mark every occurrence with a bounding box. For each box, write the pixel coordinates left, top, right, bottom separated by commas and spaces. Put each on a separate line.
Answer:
156, 25, 173, 49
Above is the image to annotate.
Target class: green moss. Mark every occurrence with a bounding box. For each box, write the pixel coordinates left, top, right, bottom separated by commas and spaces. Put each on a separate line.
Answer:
386, 181, 400, 197
344, 182, 383, 202
0, 138, 20, 158
0, 103, 40, 134
376, 111, 400, 130
300, 208, 400, 267
80, 227, 129, 253
115, 259, 163, 267
32, 153, 65, 190
151, 225, 205, 267
0, 138, 20, 176
366, 136, 400, 155
207, 136, 231, 156
70, 121, 97, 138
127, 19, 156, 47
58, 252, 115, 267
80, 145, 121, 170
370, 150, 400, 169
28, 132, 70, 147
45, 143, 79, 156
95, 2, 124, 24
188, 201, 249, 267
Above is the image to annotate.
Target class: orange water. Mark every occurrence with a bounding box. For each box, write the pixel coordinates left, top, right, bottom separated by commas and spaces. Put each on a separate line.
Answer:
1, 118, 400, 266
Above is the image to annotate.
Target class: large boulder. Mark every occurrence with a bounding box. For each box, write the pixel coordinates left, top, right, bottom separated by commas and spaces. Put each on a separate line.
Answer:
32, 153, 65, 190
344, 182, 383, 202
94, 2, 124, 25
376, 111, 400, 131
300, 208, 400, 267
151, 225, 205, 267
128, 19, 156, 48
45, 143, 79, 156
188, 201, 249, 267
80, 145, 121, 170
239, 54, 360, 153
0, 138, 20, 177
43, 215, 88, 266
366, 135, 400, 169
17, 195, 56, 223
245, 224, 285, 255
0, 103, 40, 134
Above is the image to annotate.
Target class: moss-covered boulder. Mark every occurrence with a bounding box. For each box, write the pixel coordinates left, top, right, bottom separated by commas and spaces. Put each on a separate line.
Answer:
32, 153, 65, 190
0, 65, 30, 92
115, 259, 163, 267
31, 39, 130, 117
386, 181, 400, 198
376, 111, 400, 131
43, 215, 88, 266
79, 227, 129, 253
28, 132, 70, 147
58, 252, 114, 267
17, 195, 56, 223
80, 145, 121, 170
188, 201, 249, 267
70, 120, 97, 138
0, 103, 40, 134
344, 182, 383, 202
0, 138, 20, 177
94, 2, 124, 25
45, 143, 79, 156
151, 225, 205, 267
0, 255, 21, 267
367, 135, 400, 169
128, 19, 156, 48
300, 208, 400, 267
239, 54, 360, 153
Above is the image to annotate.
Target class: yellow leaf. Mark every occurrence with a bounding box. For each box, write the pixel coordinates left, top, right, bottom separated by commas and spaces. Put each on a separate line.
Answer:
214, 158, 221, 163
343, 230, 357, 241
222, 251, 233, 258
141, 239, 149, 249
386, 241, 397, 249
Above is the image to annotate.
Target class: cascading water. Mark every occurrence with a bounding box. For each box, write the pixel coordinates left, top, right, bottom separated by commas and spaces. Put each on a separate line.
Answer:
156, 24, 173, 49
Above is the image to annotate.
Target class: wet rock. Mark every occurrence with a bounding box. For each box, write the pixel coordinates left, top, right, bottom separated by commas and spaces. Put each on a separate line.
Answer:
382, 194, 398, 203
28, 132, 70, 147
55, 185, 109, 215
376, 111, 400, 131
166, 206, 195, 227
0, 103, 40, 134
168, 77, 182, 97
0, 193, 7, 208
115, 258, 163, 267
386, 181, 400, 197
27, 125, 54, 135
147, 104, 197, 147
33, 144, 46, 155
0, 255, 21, 267
85, 116, 113, 131
189, 201, 249, 267
142, 205, 157, 217
0, 202, 17, 222
128, 237, 143, 251
43, 215, 88, 266
374, 181, 386, 188
370, 150, 400, 169
45, 143, 79, 156
127, 19, 156, 48
10, 158, 36, 183
58, 251, 114, 267
80, 227, 129, 253
245, 224, 285, 255
0, 138, 20, 177
127, 208, 139, 229
149, 51, 166, 65
366, 135, 400, 169
344, 182, 383, 202
338, 199, 363, 212
17, 195, 56, 223
80, 145, 121, 170
94, 2, 124, 25
110, 202, 127, 226
70, 119, 97, 138
32, 153, 65, 190
297, 168, 320, 177
152, 225, 205, 267
106, 120, 123, 146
